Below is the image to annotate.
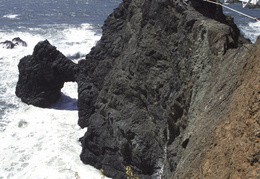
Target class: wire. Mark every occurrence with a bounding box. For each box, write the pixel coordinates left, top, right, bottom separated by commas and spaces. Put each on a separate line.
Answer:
203, 0, 260, 21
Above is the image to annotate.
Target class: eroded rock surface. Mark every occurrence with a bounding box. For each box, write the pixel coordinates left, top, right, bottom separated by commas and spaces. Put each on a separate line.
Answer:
188, 39, 260, 179
77, 0, 258, 178
16, 40, 78, 107
15, 0, 259, 178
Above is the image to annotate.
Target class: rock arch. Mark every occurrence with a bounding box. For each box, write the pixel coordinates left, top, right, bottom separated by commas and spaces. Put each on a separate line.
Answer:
16, 40, 78, 108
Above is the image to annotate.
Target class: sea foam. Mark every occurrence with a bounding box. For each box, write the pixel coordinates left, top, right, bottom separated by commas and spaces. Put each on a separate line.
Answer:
239, 21, 260, 43
3, 14, 19, 19
0, 23, 111, 179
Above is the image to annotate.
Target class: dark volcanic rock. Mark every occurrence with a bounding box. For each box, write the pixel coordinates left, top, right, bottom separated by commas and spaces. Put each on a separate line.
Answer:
1, 37, 27, 49
15, 0, 258, 178
1, 40, 16, 49
12, 37, 27, 47
16, 40, 78, 108
77, 0, 255, 179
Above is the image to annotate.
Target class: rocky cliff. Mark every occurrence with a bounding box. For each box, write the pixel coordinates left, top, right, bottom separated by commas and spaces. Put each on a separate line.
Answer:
16, 0, 259, 178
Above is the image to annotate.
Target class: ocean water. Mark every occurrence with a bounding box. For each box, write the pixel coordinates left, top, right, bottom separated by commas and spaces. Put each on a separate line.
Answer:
221, 2, 260, 42
0, 0, 120, 179
0, 1, 259, 179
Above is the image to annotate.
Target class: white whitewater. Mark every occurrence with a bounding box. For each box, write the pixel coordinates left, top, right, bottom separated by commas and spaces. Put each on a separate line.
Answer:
0, 24, 110, 179
3, 14, 20, 19
240, 21, 260, 42
240, 0, 260, 8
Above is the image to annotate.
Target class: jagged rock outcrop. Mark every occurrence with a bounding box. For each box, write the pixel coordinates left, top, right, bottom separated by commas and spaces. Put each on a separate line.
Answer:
15, 0, 259, 178
1, 40, 16, 49
16, 40, 78, 107
77, 0, 258, 179
12, 37, 28, 47
1, 37, 27, 49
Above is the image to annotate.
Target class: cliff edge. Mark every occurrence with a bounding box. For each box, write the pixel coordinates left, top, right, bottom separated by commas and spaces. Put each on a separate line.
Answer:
77, 0, 259, 178
16, 0, 259, 178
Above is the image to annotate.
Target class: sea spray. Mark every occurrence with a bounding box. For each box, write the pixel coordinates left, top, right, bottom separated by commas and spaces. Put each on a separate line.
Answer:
0, 24, 111, 179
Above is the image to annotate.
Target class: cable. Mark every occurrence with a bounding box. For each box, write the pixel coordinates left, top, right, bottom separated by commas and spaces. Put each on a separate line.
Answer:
203, 0, 260, 21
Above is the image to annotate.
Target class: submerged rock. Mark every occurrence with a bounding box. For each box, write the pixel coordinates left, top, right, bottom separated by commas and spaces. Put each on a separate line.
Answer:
1, 40, 16, 49
1, 37, 27, 49
12, 37, 27, 47
16, 40, 78, 108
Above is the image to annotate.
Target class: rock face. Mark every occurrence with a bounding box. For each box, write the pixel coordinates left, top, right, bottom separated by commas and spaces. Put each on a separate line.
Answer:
77, 0, 258, 178
189, 40, 260, 179
16, 40, 78, 107
15, 0, 259, 178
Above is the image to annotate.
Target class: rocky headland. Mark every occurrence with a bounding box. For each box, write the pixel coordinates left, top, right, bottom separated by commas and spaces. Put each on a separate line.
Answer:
16, 0, 259, 178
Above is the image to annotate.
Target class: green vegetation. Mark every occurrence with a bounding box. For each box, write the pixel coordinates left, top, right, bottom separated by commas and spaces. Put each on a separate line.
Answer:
74, 172, 80, 179
100, 166, 139, 179
100, 169, 105, 179
125, 166, 139, 179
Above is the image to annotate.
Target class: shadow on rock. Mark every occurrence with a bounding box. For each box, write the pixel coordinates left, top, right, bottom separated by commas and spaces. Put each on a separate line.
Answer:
50, 93, 78, 111
16, 40, 78, 108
